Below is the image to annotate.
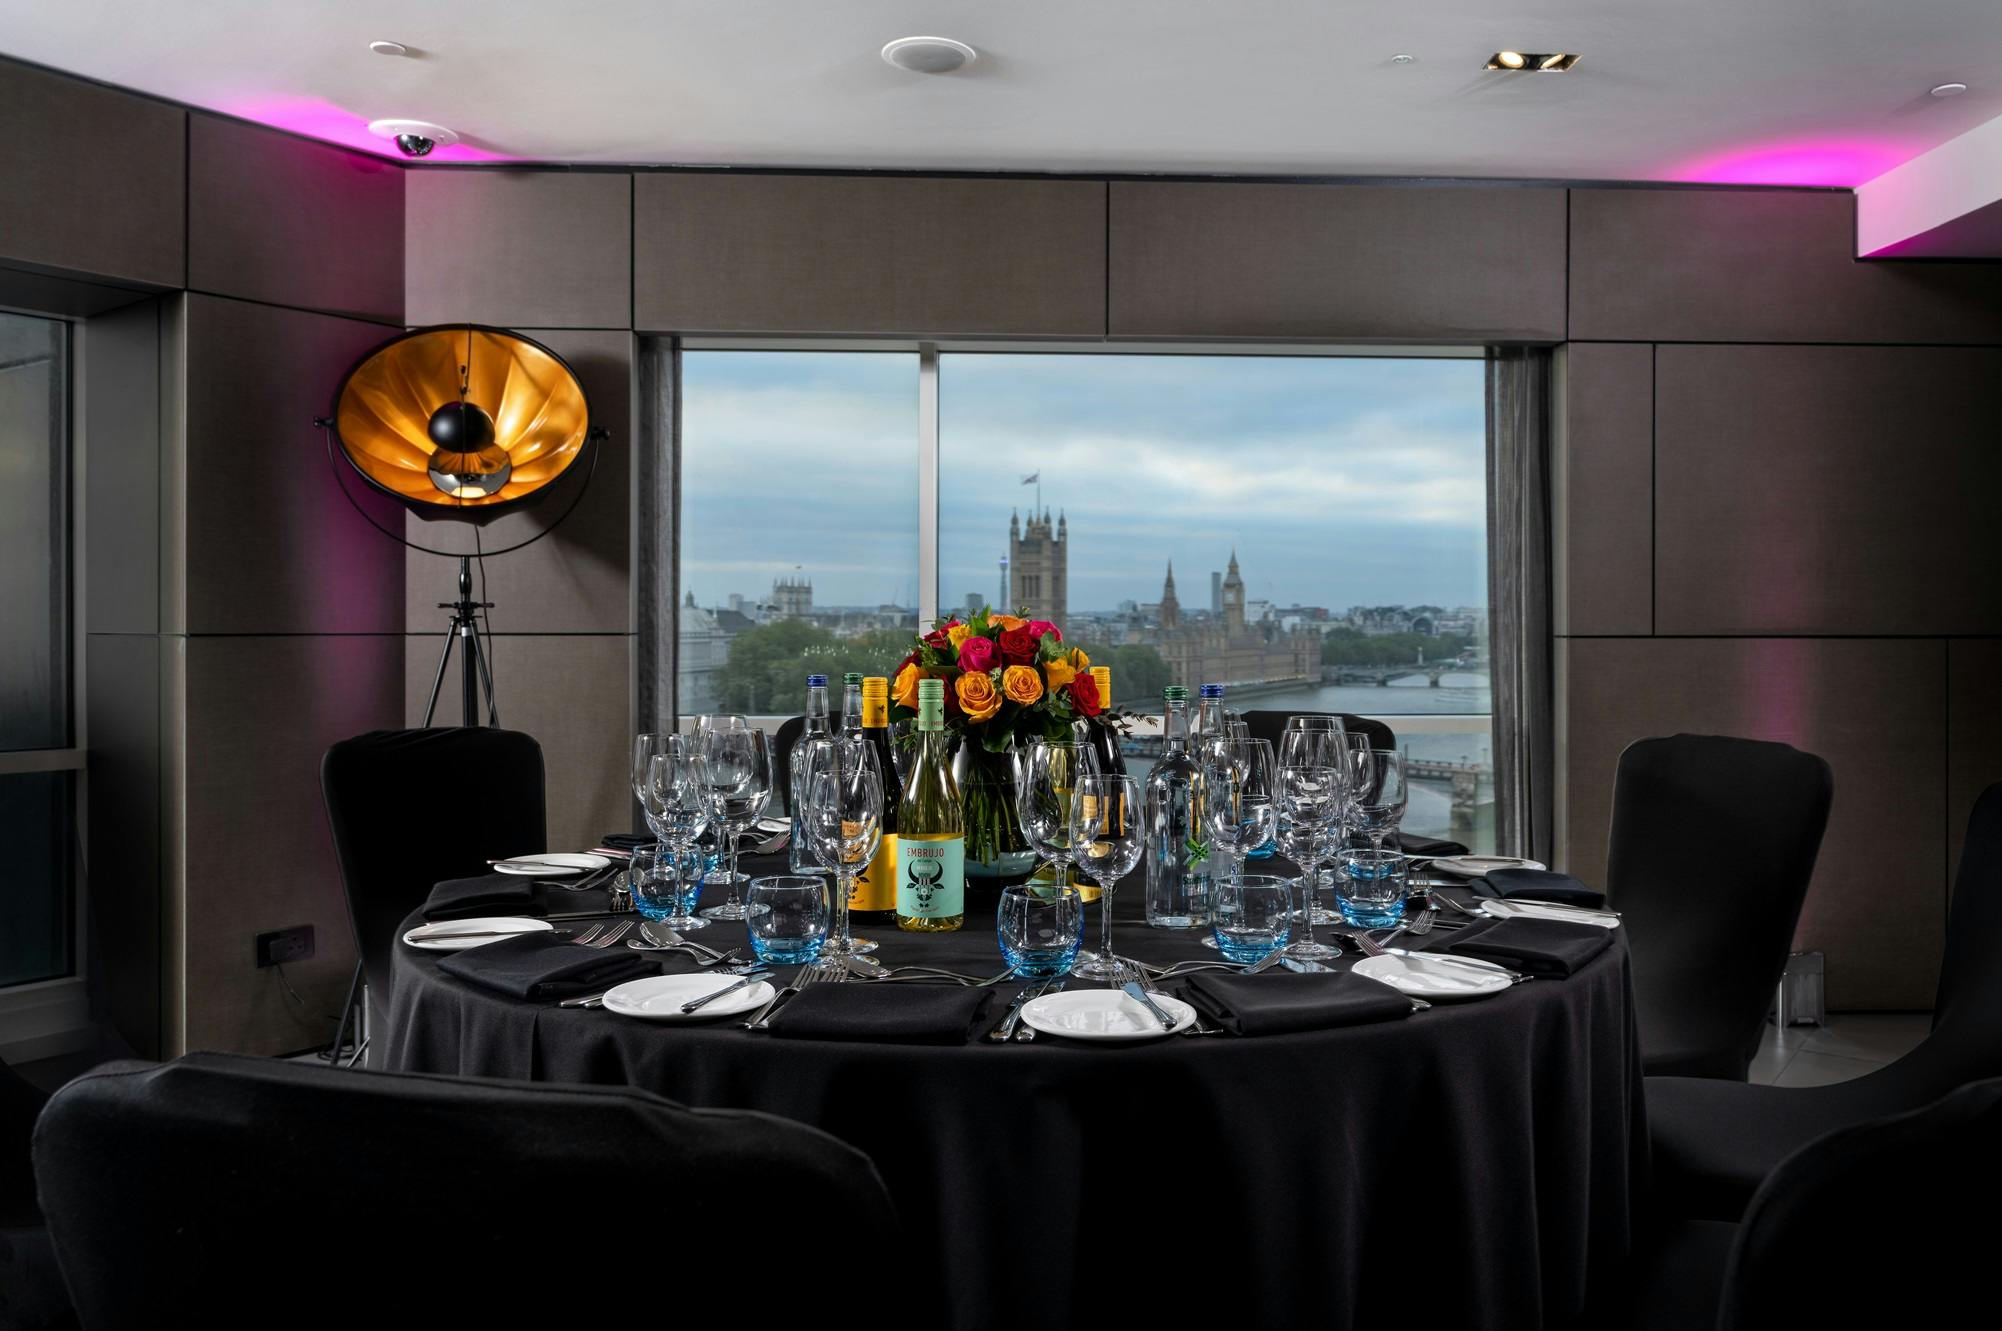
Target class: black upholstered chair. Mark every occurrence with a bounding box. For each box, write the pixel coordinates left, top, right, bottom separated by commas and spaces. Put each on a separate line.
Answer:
1, 1054, 73, 1330
33, 1054, 897, 1325
1240, 709, 1396, 754
1622, 1075, 2002, 1329
321, 728, 547, 1042
1611, 735, 1833, 1080
1647, 780, 2002, 1221
771, 714, 806, 814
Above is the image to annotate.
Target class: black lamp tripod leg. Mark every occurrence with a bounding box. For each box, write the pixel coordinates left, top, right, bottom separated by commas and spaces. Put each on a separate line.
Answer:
422, 625, 457, 728
421, 556, 498, 727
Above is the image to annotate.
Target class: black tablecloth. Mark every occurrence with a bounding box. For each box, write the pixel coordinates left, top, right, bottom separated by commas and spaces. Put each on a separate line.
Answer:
385, 861, 1645, 1331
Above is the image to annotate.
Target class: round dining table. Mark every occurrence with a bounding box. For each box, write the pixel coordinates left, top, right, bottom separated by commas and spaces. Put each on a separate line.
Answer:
384, 864, 1644, 1331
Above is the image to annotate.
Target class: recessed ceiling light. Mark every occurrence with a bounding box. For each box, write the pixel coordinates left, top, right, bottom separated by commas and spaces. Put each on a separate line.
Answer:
1486, 51, 1579, 72
368, 40, 410, 57
1930, 82, 1970, 98
881, 36, 978, 75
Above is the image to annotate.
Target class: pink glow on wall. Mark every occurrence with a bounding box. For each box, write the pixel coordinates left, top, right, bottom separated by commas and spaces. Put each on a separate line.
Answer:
218, 96, 511, 163
1671, 138, 1912, 188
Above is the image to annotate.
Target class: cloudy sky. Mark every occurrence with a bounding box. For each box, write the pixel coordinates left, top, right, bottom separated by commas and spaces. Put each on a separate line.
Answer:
680, 350, 1487, 615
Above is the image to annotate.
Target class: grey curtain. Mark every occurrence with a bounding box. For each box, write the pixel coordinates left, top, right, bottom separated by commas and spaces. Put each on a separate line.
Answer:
635, 337, 679, 734
1486, 347, 1554, 861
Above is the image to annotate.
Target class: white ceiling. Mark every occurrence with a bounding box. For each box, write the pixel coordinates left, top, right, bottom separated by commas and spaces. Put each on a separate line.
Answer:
3, 0, 2000, 185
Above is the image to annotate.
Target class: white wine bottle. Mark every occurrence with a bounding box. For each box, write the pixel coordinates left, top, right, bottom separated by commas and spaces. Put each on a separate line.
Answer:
896, 677, 965, 932
850, 676, 900, 925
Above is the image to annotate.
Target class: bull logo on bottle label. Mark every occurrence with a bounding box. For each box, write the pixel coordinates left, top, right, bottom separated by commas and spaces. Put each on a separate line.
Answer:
907, 854, 943, 912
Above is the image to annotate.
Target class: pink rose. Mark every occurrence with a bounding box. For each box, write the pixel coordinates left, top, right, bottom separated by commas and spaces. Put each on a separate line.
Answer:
1026, 620, 1060, 643
958, 635, 998, 673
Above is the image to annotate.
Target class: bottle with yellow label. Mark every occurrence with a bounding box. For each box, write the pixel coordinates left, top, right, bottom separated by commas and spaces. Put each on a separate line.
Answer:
1073, 665, 1128, 902
850, 677, 900, 925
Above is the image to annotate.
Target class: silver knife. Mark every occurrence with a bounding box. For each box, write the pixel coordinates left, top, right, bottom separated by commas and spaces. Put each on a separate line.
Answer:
991, 977, 1054, 1042
1279, 957, 1330, 974
1121, 980, 1178, 1030
679, 973, 767, 1013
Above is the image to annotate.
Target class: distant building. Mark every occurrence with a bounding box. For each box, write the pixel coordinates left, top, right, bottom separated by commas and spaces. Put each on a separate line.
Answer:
677, 592, 759, 713
771, 575, 812, 620
1210, 571, 1222, 614
1008, 507, 1067, 626
997, 557, 1009, 617
1152, 550, 1316, 689
965, 593, 983, 619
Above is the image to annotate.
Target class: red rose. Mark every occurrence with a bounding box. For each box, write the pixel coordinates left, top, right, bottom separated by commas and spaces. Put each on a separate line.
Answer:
922, 627, 950, 649
1068, 674, 1102, 718
999, 624, 1038, 664
1026, 620, 1060, 643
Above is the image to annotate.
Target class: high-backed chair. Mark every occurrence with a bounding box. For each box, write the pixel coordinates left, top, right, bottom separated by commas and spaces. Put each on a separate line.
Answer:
1240, 709, 1397, 754
33, 1054, 898, 1325
771, 714, 806, 814
321, 728, 547, 1044
1648, 780, 2002, 1220
1, 1054, 72, 1329
1622, 1075, 2002, 1329
1611, 735, 1832, 1080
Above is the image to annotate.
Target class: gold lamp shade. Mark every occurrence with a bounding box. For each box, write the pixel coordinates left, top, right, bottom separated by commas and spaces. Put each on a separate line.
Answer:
331, 325, 591, 521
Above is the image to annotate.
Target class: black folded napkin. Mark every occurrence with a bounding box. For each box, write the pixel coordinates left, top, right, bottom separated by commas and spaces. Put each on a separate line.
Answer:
599, 833, 652, 855
1396, 832, 1470, 858
1481, 868, 1607, 910
423, 874, 541, 921
1443, 917, 1613, 978
437, 932, 659, 1001
764, 983, 993, 1044
1179, 970, 1412, 1036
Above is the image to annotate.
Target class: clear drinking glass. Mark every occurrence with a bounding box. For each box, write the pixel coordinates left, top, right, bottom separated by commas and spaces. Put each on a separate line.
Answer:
630, 843, 704, 929
696, 720, 772, 918
1350, 748, 1409, 857
1016, 739, 1099, 889
744, 875, 829, 965
1276, 764, 1343, 960
643, 738, 713, 930
1200, 737, 1277, 888
1212, 874, 1294, 962
632, 732, 667, 813
1335, 847, 1409, 928
1278, 723, 1348, 922
996, 883, 1084, 978
1068, 773, 1144, 982
798, 734, 884, 957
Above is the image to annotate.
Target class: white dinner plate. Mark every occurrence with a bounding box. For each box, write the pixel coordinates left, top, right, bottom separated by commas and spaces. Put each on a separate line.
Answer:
1432, 855, 1545, 877
400, 917, 553, 951
491, 852, 612, 877
600, 973, 776, 1021
1020, 988, 1196, 1041
1479, 898, 1621, 929
1351, 952, 1514, 1000
754, 817, 790, 835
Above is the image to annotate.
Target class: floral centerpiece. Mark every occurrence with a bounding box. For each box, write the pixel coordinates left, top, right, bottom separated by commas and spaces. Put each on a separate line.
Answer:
887, 610, 1103, 874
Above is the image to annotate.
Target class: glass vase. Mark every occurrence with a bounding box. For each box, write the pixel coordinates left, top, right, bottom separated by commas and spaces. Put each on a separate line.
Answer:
952, 742, 1039, 882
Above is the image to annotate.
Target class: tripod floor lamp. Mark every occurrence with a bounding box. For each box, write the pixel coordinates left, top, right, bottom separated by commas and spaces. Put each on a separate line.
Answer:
317, 325, 606, 726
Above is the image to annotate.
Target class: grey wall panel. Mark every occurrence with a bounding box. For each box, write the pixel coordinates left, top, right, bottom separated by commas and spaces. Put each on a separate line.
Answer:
0, 60, 184, 287
1109, 182, 1566, 341
404, 329, 633, 634
180, 634, 400, 1055
188, 116, 403, 324
84, 633, 163, 1058
407, 634, 633, 850
635, 174, 1106, 336
1571, 188, 2002, 344
1947, 640, 2002, 896
1559, 636, 1944, 1009
179, 295, 405, 634
1553, 343, 1652, 636
406, 171, 632, 328
82, 300, 162, 635
1654, 345, 2002, 636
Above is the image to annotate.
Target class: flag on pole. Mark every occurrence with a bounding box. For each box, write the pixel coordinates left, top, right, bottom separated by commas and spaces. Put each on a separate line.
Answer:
1020, 473, 1039, 485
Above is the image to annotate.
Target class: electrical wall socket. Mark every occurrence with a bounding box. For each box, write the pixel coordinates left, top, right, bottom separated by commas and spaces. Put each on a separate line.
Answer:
255, 925, 315, 968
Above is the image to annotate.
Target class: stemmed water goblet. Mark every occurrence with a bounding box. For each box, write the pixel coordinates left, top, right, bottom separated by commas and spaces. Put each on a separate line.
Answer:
642, 737, 712, 930
1015, 738, 1099, 893
695, 719, 771, 920
1068, 773, 1144, 982
1350, 748, 1409, 857
1276, 764, 1343, 960
1278, 723, 1348, 924
1199, 736, 1278, 901
798, 733, 884, 958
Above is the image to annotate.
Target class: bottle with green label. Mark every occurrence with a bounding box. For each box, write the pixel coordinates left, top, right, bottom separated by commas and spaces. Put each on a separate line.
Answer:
896, 677, 965, 932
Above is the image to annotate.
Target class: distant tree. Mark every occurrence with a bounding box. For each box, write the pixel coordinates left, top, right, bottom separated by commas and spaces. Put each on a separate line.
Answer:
715, 623, 914, 714
1074, 641, 1170, 709
1320, 628, 1473, 669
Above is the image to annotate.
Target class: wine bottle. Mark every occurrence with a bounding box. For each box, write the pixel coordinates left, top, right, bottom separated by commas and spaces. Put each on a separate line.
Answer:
850, 676, 900, 924
1144, 685, 1207, 928
788, 674, 832, 876
1074, 665, 1128, 904
897, 677, 964, 932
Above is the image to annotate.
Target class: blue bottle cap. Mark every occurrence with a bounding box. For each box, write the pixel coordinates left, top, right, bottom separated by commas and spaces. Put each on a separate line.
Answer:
1199, 683, 1225, 697
806, 674, 828, 688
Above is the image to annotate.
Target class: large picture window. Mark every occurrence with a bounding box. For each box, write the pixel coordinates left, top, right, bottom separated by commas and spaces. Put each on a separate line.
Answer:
669, 344, 1495, 850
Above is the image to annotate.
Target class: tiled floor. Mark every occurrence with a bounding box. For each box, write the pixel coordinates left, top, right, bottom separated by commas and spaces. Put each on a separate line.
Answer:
1749, 1012, 1931, 1087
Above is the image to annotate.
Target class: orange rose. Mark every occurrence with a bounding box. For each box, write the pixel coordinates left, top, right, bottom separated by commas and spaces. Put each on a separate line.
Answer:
955, 670, 1002, 722
989, 614, 1027, 632
893, 663, 924, 711
1044, 648, 1089, 689
1001, 664, 1044, 706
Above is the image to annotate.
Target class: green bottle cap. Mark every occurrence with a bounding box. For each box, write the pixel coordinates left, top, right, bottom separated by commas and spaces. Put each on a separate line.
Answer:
917, 677, 946, 730
1163, 685, 1189, 701
842, 672, 864, 685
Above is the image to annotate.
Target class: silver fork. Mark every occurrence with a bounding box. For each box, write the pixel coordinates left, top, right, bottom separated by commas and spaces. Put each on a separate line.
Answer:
570, 923, 606, 945
1014, 977, 1066, 1041
743, 959, 831, 1030
579, 920, 633, 949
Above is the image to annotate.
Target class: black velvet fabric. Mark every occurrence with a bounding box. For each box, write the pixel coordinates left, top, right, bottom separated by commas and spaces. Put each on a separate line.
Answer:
766, 983, 994, 1043
31, 1053, 899, 1325
422, 872, 541, 919
320, 727, 548, 1005
770, 714, 806, 815
386, 871, 1643, 1331
0, 1054, 73, 1330
1446, 917, 1615, 977
1608, 734, 1832, 1080
1179, 969, 1412, 1035
0, 1053, 44, 1228
1483, 867, 1607, 909
1240, 708, 1397, 753
1648, 781, 2002, 1221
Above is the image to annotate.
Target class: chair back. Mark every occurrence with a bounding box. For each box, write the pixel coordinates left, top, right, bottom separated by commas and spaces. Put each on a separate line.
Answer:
1608, 734, 1832, 1080
1717, 1075, 2002, 1328
33, 1054, 897, 1324
1934, 782, 2002, 1033
0, 1053, 45, 1228
1240, 710, 1398, 754
321, 728, 546, 998
771, 715, 806, 814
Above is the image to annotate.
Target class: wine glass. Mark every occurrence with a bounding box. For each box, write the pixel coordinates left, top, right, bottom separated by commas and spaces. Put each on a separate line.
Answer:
1276, 764, 1343, 960
1068, 773, 1144, 982
1015, 739, 1099, 891
1350, 748, 1409, 857
642, 738, 712, 928
696, 721, 771, 920
632, 731, 667, 807
1200, 737, 1277, 894
1277, 726, 1346, 925
798, 733, 884, 958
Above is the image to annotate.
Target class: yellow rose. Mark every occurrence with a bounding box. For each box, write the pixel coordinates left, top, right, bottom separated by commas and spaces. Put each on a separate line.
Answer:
946, 622, 972, 651
989, 614, 1027, 632
955, 670, 1002, 722
1044, 648, 1089, 689
1001, 664, 1044, 706
893, 663, 923, 711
